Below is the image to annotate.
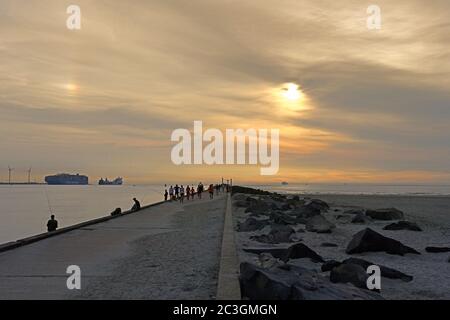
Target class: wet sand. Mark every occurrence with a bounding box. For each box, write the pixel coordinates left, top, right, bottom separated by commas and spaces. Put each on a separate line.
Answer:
233, 193, 450, 300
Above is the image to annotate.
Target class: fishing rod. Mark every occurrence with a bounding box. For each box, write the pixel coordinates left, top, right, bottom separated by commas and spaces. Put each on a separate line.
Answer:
43, 186, 54, 215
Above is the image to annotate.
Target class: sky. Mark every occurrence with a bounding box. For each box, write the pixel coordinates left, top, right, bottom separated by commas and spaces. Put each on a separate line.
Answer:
1, 0, 450, 184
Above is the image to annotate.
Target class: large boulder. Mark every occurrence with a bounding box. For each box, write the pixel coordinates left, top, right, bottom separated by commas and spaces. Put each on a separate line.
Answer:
244, 243, 324, 263
257, 253, 284, 269
342, 258, 413, 282
245, 200, 271, 215
344, 209, 365, 215
240, 263, 383, 300
346, 228, 420, 256
425, 247, 450, 253
251, 225, 295, 244
270, 211, 297, 225
306, 215, 336, 233
330, 263, 369, 290
321, 260, 342, 272
365, 208, 404, 221
351, 213, 371, 224
306, 199, 330, 212
233, 194, 247, 201
291, 205, 321, 220
237, 217, 269, 232
322, 258, 413, 282
383, 221, 422, 232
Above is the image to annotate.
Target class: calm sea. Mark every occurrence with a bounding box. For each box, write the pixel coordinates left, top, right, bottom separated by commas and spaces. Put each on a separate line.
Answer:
249, 183, 450, 196
2, 183, 450, 244
0, 185, 165, 244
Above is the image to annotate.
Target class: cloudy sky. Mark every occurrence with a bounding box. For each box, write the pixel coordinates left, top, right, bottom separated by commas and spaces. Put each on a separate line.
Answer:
1, 0, 450, 184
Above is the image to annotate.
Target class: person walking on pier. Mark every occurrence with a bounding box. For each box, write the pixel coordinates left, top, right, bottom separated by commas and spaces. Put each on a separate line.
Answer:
197, 182, 203, 199
180, 185, 185, 203
208, 184, 214, 199
169, 185, 174, 200
174, 184, 180, 199
164, 189, 168, 201
47, 215, 58, 232
186, 185, 191, 200
191, 185, 195, 200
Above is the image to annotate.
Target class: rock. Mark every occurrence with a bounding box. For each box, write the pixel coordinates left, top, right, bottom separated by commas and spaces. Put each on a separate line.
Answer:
321, 242, 338, 247
234, 200, 249, 208
321, 258, 413, 282
237, 217, 269, 232
321, 260, 342, 272
282, 243, 325, 263
270, 211, 297, 225
383, 221, 422, 231
344, 209, 365, 215
307, 199, 330, 212
342, 258, 413, 282
233, 194, 247, 201
239, 262, 383, 300
291, 205, 321, 219
257, 253, 284, 269
245, 200, 271, 215
346, 228, 420, 256
351, 213, 371, 224
330, 263, 369, 290
365, 208, 404, 220
251, 225, 295, 244
246, 196, 258, 204
425, 247, 450, 253
306, 215, 336, 233
244, 243, 324, 263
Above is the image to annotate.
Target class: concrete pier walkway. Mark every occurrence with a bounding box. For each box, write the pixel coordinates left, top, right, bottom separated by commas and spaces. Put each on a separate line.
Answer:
0, 194, 227, 299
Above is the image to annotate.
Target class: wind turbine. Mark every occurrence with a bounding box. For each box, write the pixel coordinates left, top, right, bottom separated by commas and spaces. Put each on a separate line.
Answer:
27, 167, 32, 184
8, 166, 14, 184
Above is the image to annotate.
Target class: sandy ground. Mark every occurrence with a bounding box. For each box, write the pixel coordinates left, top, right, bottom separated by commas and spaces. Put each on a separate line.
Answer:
0, 194, 226, 300
233, 194, 450, 300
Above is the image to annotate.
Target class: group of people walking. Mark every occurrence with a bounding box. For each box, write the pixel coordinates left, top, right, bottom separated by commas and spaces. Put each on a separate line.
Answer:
164, 182, 228, 203
46, 182, 231, 233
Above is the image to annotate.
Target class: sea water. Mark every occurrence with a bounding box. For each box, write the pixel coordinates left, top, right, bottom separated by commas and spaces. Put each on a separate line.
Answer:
0, 184, 165, 244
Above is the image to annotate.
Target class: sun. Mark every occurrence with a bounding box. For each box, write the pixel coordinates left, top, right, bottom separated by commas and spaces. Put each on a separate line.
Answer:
282, 83, 302, 101
64, 83, 79, 91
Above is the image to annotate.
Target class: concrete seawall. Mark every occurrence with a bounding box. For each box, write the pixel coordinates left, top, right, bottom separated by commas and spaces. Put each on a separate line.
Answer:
0, 201, 165, 254
216, 193, 241, 299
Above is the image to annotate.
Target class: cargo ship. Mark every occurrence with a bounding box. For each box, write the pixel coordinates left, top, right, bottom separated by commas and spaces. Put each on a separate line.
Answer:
98, 177, 123, 185
45, 173, 89, 185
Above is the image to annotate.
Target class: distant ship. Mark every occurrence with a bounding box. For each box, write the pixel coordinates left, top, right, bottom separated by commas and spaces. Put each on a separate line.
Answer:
281, 181, 289, 185
98, 177, 123, 185
45, 173, 89, 185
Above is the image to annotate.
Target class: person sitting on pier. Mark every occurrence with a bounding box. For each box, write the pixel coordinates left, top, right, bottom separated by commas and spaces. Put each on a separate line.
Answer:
131, 198, 141, 212
47, 215, 58, 232
110, 208, 122, 216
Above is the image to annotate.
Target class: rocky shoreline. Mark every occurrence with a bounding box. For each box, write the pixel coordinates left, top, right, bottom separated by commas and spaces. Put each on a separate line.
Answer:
232, 186, 450, 300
